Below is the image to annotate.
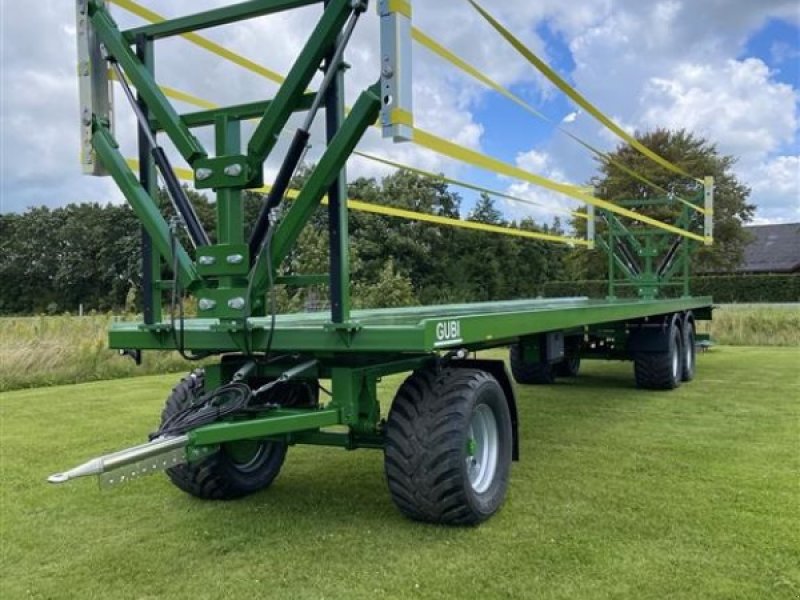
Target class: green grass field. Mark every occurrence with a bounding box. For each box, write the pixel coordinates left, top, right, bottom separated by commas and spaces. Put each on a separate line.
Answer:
1, 347, 798, 599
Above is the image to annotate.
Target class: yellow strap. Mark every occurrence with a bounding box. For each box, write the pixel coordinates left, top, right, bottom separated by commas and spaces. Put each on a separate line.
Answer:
109, 0, 286, 86
389, 108, 414, 127
412, 129, 707, 243
387, 0, 412, 18
412, 28, 548, 122
353, 150, 587, 220
111, 1, 707, 241
466, 0, 703, 184
412, 25, 707, 215
109, 69, 218, 110
112, 70, 581, 222
125, 159, 589, 246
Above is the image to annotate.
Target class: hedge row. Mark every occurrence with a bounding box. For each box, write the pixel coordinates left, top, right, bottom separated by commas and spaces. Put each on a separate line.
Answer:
540, 274, 800, 303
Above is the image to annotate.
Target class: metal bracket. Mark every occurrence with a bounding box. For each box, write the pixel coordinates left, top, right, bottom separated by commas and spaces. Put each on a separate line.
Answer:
99, 446, 186, 488
703, 176, 714, 246
378, 0, 413, 142
76, 0, 113, 175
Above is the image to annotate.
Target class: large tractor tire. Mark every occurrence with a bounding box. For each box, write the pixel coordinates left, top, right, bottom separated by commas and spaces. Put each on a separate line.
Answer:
509, 343, 556, 384
633, 321, 683, 390
161, 370, 308, 500
384, 367, 513, 525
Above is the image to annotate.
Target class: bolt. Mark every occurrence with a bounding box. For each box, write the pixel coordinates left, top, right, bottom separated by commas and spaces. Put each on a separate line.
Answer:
198, 256, 216, 266
224, 164, 243, 177
198, 298, 216, 311
226, 254, 244, 265
227, 297, 246, 311
196, 168, 213, 181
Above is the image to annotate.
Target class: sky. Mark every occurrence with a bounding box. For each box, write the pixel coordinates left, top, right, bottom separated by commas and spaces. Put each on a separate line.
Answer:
1, 0, 798, 226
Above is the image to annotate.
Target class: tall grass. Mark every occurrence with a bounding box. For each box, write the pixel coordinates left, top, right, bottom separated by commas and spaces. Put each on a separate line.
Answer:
697, 304, 800, 347
0, 315, 189, 392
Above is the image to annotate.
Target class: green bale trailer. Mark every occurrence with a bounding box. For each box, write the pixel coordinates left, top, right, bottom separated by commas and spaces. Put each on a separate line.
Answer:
52, 0, 714, 525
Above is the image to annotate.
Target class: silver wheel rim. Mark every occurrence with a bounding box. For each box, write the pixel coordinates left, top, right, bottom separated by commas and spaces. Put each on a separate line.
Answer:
227, 443, 268, 473
466, 404, 499, 494
685, 337, 693, 373
672, 343, 680, 380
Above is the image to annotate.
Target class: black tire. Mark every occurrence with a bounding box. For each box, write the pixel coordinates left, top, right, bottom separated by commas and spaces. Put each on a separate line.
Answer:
681, 318, 696, 382
555, 356, 581, 377
161, 370, 288, 500
384, 368, 513, 525
509, 343, 556, 384
633, 323, 683, 390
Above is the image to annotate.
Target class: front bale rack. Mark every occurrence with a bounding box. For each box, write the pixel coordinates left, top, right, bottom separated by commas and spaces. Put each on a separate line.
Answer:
53, 0, 714, 525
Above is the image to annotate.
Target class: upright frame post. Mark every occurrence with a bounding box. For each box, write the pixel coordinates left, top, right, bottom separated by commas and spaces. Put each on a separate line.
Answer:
325, 0, 351, 324
136, 35, 161, 324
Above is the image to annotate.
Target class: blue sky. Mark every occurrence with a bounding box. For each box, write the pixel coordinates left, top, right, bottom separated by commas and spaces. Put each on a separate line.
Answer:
1, 1, 798, 227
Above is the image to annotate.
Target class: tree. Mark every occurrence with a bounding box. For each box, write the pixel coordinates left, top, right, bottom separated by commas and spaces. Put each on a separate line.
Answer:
577, 129, 754, 277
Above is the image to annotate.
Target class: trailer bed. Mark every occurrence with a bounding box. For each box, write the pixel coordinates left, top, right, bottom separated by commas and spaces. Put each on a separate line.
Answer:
110, 295, 713, 354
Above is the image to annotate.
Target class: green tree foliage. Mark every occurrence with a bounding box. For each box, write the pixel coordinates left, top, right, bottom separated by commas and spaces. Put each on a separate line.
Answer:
572, 129, 754, 278
0, 171, 571, 314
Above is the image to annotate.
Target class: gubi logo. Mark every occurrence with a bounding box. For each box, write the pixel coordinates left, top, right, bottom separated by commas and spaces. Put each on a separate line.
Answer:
434, 320, 462, 347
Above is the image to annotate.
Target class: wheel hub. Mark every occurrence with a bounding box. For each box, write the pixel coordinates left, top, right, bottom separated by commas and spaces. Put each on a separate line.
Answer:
466, 404, 499, 494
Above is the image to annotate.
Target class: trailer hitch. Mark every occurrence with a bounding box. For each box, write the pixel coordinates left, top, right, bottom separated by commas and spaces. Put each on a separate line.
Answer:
47, 434, 191, 487
47, 360, 319, 488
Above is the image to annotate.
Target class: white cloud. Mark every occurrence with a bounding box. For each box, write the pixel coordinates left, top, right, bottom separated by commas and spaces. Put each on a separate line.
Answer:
746, 155, 800, 222
1, 0, 798, 227
502, 149, 581, 225
641, 59, 798, 161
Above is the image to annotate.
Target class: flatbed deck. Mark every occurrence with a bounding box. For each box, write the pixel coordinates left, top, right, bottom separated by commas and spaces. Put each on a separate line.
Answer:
110, 295, 713, 354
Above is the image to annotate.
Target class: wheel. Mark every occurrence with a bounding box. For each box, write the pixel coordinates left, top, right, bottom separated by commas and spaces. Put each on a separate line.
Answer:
161, 370, 290, 500
555, 356, 581, 377
509, 343, 556, 384
384, 368, 513, 525
681, 318, 696, 382
633, 322, 683, 390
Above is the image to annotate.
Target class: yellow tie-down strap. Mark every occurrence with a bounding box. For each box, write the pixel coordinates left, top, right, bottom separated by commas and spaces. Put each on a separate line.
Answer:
124, 159, 592, 247
410, 129, 708, 243
411, 25, 707, 215
111, 0, 709, 243
466, 0, 704, 185
109, 0, 286, 86
385, 0, 412, 18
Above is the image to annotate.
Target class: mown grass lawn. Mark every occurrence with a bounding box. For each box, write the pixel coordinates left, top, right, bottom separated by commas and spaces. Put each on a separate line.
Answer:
1, 346, 798, 599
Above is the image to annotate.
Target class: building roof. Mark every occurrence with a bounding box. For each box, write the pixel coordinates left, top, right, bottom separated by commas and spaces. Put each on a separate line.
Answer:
739, 223, 800, 273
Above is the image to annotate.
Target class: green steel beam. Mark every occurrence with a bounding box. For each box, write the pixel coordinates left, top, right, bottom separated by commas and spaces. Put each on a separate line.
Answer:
180, 94, 317, 129
93, 124, 198, 286
251, 83, 381, 296
246, 0, 353, 171
189, 408, 341, 446
90, 2, 207, 163
215, 116, 244, 246
123, 0, 322, 41
108, 296, 714, 354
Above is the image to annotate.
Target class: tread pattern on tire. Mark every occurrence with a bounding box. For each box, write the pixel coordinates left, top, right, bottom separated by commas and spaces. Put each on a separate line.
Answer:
162, 370, 287, 500
509, 343, 555, 384
633, 324, 682, 390
384, 368, 511, 526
